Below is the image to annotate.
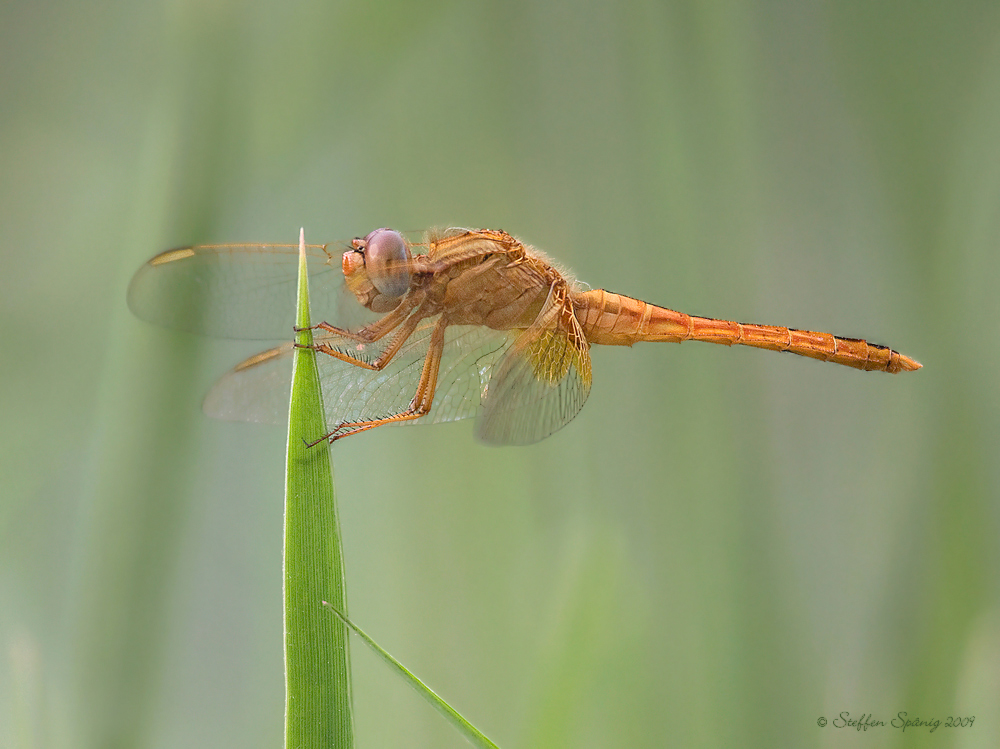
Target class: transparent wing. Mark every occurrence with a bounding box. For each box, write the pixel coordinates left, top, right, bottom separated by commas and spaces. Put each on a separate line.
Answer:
424, 327, 514, 426
317, 321, 514, 429
475, 296, 593, 445
127, 242, 376, 339
203, 344, 296, 423
203, 321, 515, 430
204, 292, 592, 444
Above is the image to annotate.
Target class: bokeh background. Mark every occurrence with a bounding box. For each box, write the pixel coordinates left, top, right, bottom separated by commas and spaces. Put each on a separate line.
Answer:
2, 0, 998, 747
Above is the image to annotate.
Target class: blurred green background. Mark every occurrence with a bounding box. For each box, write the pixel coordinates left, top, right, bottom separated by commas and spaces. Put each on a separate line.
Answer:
2, 0, 998, 747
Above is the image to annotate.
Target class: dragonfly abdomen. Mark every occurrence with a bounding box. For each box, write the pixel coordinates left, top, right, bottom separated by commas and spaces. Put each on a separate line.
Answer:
573, 289, 920, 373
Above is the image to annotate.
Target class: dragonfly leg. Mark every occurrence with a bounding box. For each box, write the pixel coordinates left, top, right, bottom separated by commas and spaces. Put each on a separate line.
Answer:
310, 307, 427, 371
315, 315, 448, 443
303, 295, 420, 343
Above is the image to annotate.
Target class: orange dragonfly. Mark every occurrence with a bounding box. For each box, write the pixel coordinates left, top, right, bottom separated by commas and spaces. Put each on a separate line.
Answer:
128, 227, 921, 445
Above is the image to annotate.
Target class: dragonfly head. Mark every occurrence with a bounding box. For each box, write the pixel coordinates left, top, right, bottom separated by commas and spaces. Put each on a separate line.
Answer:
342, 228, 412, 313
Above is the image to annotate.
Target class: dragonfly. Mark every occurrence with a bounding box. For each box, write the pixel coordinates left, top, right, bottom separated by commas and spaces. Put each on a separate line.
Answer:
128, 227, 921, 445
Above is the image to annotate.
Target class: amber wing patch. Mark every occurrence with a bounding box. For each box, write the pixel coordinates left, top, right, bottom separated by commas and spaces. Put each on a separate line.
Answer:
476, 285, 592, 445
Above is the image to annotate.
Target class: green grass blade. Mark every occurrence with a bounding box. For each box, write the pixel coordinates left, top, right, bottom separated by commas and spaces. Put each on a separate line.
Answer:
323, 603, 501, 749
285, 228, 354, 748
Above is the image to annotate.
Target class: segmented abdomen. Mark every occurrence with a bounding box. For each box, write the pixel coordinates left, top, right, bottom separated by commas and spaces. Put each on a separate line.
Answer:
573, 288, 920, 373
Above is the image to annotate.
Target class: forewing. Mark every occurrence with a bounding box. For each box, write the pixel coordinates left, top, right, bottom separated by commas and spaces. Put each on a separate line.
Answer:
127, 243, 377, 339
476, 296, 592, 445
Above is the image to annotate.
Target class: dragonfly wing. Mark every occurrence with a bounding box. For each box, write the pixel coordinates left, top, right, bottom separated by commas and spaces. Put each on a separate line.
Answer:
315, 323, 433, 427
203, 344, 295, 424
202, 321, 516, 434
476, 293, 593, 445
316, 320, 513, 429
405, 325, 514, 426
201, 327, 430, 427
127, 243, 375, 339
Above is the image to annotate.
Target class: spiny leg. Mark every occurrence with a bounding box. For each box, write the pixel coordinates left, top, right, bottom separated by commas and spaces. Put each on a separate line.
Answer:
311, 306, 427, 372
298, 293, 421, 344
313, 315, 448, 444
295, 293, 426, 368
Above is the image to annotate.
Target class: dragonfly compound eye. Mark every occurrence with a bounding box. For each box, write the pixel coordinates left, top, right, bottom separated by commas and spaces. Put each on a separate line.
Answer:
363, 228, 411, 299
